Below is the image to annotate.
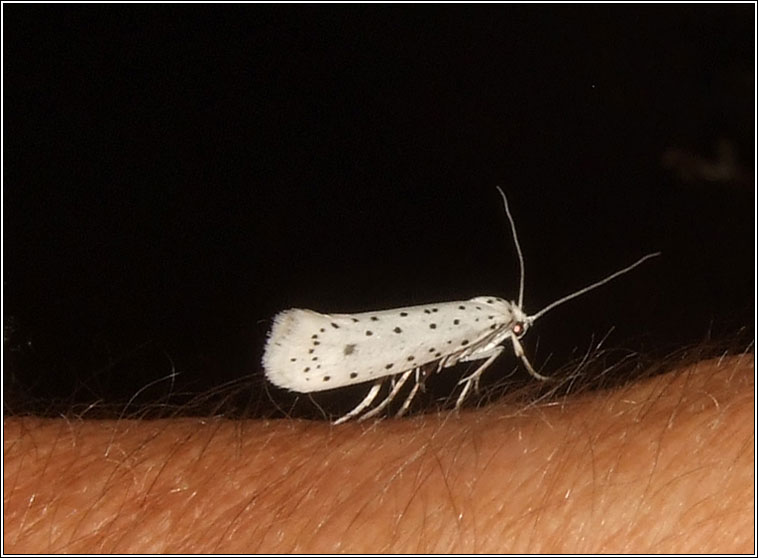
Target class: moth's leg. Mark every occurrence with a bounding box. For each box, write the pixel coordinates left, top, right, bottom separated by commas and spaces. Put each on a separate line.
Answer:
358, 368, 414, 422
333, 380, 383, 425
389, 373, 399, 390
395, 368, 423, 417
418, 361, 437, 392
510, 336, 550, 381
455, 346, 504, 410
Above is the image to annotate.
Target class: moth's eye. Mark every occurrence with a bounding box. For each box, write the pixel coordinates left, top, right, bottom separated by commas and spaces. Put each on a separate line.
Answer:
512, 322, 525, 336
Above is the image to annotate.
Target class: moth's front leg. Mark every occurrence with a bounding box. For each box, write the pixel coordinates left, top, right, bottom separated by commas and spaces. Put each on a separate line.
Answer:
510, 336, 550, 381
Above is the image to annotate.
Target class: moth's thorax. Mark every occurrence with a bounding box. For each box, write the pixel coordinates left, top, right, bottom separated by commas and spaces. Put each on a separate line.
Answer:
469, 295, 529, 337
469, 296, 524, 320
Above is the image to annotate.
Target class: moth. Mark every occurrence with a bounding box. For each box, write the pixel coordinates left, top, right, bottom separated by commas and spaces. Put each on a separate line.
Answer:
263, 188, 659, 423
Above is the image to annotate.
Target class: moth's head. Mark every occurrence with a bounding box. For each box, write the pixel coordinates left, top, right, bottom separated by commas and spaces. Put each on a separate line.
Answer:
509, 303, 530, 338
471, 295, 532, 338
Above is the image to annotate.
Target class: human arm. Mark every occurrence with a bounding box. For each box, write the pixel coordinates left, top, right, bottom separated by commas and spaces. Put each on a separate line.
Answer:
4, 354, 753, 553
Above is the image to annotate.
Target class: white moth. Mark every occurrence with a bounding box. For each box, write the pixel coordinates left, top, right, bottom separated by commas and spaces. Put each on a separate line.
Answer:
263, 188, 659, 424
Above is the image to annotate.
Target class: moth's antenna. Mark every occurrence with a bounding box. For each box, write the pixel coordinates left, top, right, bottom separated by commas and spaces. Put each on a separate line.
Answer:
496, 186, 525, 308
529, 252, 661, 323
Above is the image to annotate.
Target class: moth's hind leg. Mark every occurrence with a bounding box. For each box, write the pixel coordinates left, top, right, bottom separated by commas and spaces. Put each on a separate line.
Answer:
395, 368, 425, 417
358, 368, 414, 422
333, 380, 383, 425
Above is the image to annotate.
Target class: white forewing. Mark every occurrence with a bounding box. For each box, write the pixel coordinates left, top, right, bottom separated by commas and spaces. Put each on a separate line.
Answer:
263, 298, 519, 393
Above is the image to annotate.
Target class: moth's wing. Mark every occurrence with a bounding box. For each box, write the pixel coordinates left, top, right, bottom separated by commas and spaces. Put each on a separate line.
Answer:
265, 308, 432, 393
263, 309, 327, 392
262, 302, 510, 393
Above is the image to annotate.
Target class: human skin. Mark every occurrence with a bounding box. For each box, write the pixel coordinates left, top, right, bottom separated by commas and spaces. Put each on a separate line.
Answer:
3, 354, 754, 553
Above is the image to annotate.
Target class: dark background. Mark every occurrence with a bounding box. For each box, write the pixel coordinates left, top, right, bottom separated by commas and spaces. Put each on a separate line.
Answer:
4, 5, 754, 418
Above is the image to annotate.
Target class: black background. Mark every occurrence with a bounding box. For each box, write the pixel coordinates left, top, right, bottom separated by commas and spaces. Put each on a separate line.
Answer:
4, 5, 754, 418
